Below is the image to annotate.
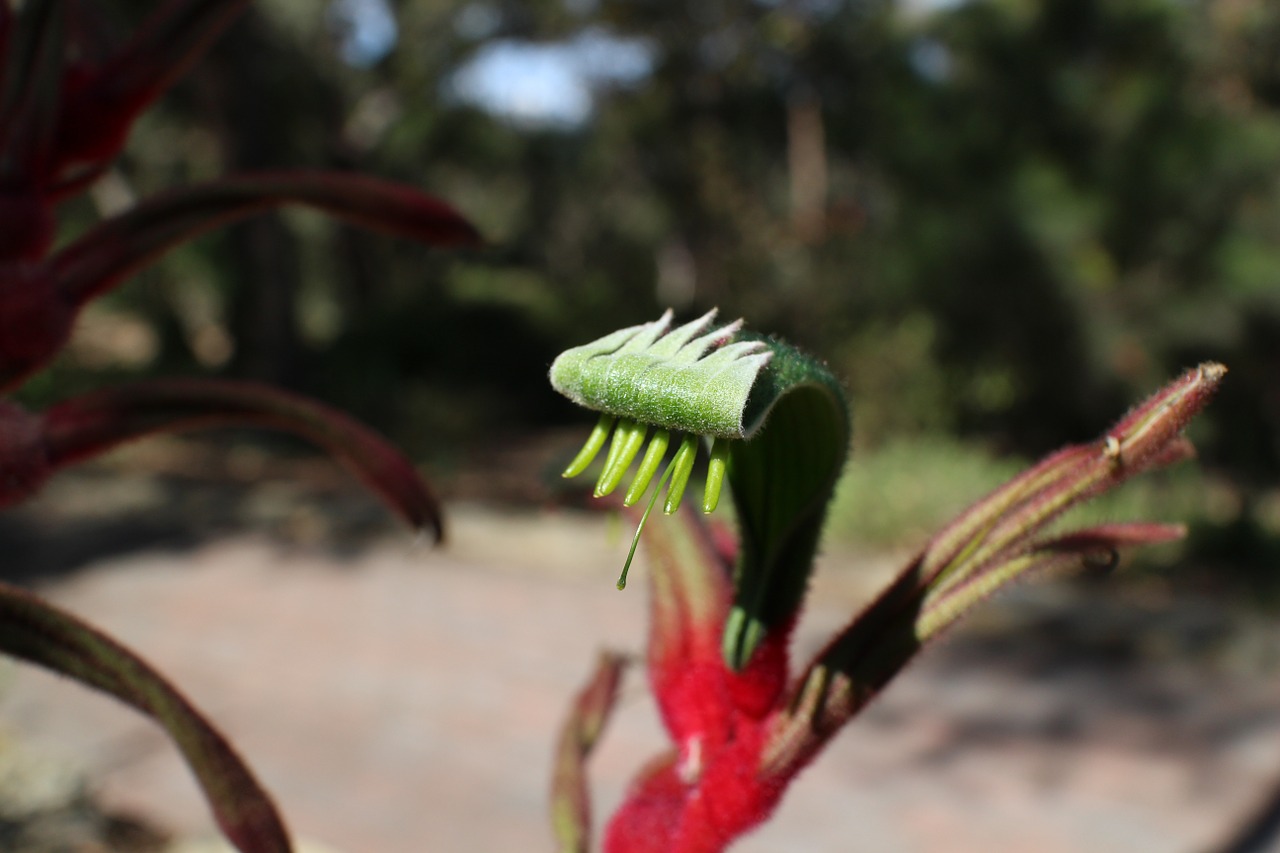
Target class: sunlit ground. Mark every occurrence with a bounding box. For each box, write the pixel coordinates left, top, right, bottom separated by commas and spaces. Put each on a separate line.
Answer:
0, 436, 1279, 852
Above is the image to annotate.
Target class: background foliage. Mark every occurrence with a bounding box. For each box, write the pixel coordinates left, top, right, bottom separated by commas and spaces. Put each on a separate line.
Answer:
33, 0, 1280, 578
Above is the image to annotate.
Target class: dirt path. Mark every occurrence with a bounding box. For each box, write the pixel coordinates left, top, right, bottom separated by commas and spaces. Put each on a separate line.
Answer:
2, 502, 1280, 852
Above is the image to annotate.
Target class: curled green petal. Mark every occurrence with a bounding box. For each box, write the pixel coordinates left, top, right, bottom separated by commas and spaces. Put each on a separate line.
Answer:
723, 348, 850, 670
596, 420, 649, 497
624, 429, 671, 507
549, 310, 772, 438
563, 413, 617, 478
663, 434, 700, 514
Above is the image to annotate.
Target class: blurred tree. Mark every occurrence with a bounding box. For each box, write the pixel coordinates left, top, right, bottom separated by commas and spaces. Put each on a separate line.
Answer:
58, 0, 1280, 534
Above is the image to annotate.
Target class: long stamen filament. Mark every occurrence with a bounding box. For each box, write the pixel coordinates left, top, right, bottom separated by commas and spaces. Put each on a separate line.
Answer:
563, 422, 720, 588
618, 458, 677, 590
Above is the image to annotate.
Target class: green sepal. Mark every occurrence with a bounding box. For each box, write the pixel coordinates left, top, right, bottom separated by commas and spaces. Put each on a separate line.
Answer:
722, 334, 850, 669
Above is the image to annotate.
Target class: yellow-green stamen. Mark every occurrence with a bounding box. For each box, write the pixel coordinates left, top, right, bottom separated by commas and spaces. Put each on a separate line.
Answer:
562, 413, 617, 478
624, 429, 671, 507
703, 437, 731, 513
663, 434, 700, 514
596, 420, 649, 497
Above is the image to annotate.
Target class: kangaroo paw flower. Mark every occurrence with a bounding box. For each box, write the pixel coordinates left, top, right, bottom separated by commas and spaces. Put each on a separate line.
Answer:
551, 310, 851, 670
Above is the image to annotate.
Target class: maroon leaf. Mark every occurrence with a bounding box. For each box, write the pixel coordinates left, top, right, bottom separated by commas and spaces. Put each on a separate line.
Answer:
50, 0, 251, 190
39, 378, 444, 539
51, 171, 482, 307
0, 0, 63, 188
915, 521, 1189, 643
0, 580, 292, 852
0, 263, 75, 392
0, 0, 63, 261
0, 170, 481, 391
0, 190, 56, 261
0, 398, 51, 509
0, 1, 12, 56
551, 651, 628, 853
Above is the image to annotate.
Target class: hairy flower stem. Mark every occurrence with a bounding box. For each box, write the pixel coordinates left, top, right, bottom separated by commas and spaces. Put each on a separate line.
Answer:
764, 362, 1226, 776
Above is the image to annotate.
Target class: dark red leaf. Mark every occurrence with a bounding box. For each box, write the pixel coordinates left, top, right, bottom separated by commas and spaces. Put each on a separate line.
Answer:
1037, 521, 1187, 555
40, 378, 444, 539
50, 0, 251, 188
0, 0, 64, 259
0, 580, 292, 852
0, 2, 12, 56
51, 171, 482, 307
0, 398, 51, 508
0, 263, 75, 391
0, 190, 56, 261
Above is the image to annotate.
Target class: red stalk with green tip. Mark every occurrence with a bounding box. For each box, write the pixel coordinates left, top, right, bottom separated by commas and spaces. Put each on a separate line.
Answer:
551, 651, 629, 853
